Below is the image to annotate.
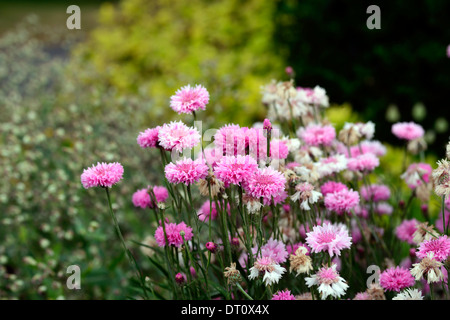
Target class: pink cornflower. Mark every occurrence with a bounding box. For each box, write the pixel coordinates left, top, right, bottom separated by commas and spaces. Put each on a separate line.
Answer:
286, 162, 301, 170
306, 222, 352, 257
320, 181, 348, 196
392, 122, 425, 141
324, 189, 360, 215
337, 140, 387, 158
263, 118, 273, 133
170, 84, 209, 114
81, 162, 124, 189
379, 267, 415, 292
270, 140, 289, 160
214, 124, 246, 157
165, 158, 208, 185
137, 127, 160, 148
154, 220, 193, 248
401, 163, 432, 189
158, 121, 201, 153
132, 186, 169, 209
175, 272, 186, 285
360, 184, 390, 202
298, 124, 336, 147
416, 235, 450, 262
272, 289, 296, 300
213, 155, 258, 186
347, 153, 379, 172
197, 200, 230, 222
205, 241, 218, 254
353, 292, 371, 300
244, 167, 286, 205
305, 264, 348, 299
253, 238, 289, 264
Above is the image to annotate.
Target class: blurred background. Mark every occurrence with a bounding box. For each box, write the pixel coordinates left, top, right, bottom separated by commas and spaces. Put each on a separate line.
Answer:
0, 0, 449, 299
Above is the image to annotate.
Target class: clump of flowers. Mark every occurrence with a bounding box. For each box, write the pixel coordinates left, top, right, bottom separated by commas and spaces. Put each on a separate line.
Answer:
154, 220, 194, 248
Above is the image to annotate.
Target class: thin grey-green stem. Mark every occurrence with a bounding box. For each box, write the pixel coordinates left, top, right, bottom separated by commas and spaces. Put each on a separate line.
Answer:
236, 282, 254, 300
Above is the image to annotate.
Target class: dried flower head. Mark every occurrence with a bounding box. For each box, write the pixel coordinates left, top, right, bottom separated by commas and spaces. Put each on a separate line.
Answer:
289, 246, 313, 276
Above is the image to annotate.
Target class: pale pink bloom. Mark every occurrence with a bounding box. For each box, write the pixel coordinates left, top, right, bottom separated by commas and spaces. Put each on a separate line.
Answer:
248, 256, 286, 286
253, 238, 288, 264
165, 158, 208, 185
158, 121, 201, 152
170, 84, 209, 114
244, 127, 268, 161
353, 292, 371, 300
401, 163, 432, 189
243, 167, 286, 205
416, 235, 450, 262
264, 189, 288, 206
154, 220, 193, 248
272, 289, 296, 300
297, 86, 329, 107
337, 140, 386, 158
324, 189, 360, 215
353, 204, 369, 219
306, 222, 352, 257
81, 162, 124, 189
199, 146, 223, 168
132, 186, 168, 209
270, 140, 289, 160
137, 127, 160, 148
379, 267, 415, 292
374, 202, 393, 216
298, 124, 336, 147
360, 184, 391, 202
320, 181, 348, 196
197, 200, 230, 222
347, 153, 379, 172
305, 264, 348, 299
213, 155, 258, 186
392, 122, 425, 141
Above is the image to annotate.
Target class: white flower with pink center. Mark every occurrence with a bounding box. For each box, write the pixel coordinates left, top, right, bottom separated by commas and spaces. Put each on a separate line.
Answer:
305, 264, 348, 299
291, 182, 322, 210
248, 256, 286, 286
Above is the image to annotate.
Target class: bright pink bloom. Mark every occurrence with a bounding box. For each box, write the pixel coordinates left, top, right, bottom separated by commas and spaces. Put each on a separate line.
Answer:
379, 267, 415, 292
270, 140, 289, 160
170, 84, 209, 114
175, 272, 186, 285
360, 184, 390, 202
347, 153, 379, 172
81, 162, 124, 189
263, 118, 273, 133
137, 127, 160, 148
253, 238, 288, 264
132, 185, 169, 209
272, 289, 296, 300
298, 124, 336, 147
206, 241, 218, 253
165, 158, 208, 185
243, 167, 286, 204
324, 189, 360, 215
416, 235, 450, 262
213, 155, 258, 186
320, 181, 348, 196
158, 121, 201, 152
392, 122, 425, 141
154, 220, 193, 248
306, 222, 352, 257
214, 124, 246, 157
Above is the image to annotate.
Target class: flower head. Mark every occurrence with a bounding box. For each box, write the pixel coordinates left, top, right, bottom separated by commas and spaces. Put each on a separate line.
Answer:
392, 122, 425, 141
158, 121, 201, 152
137, 127, 161, 148
289, 246, 313, 276
360, 184, 390, 202
305, 264, 348, 299
395, 219, 418, 245
324, 189, 360, 215
132, 185, 168, 209
401, 163, 432, 189
392, 288, 424, 300
154, 220, 193, 248
347, 153, 379, 172
416, 235, 450, 262
243, 167, 286, 205
320, 181, 348, 196
410, 252, 444, 283
432, 159, 450, 198
272, 289, 296, 300
81, 162, 124, 189
379, 267, 415, 292
306, 222, 352, 257
165, 158, 209, 185
248, 257, 286, 286
213, 155, 258, 186
253, 238, 288, 264
170, 84, 209, 114
224, 262, 242, 286
298, 124, 336, 147
291, 182, 322, 210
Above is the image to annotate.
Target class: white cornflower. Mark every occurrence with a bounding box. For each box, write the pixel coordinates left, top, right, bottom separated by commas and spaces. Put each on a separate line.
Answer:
392, 288, 424, 300
248, 256, 286, 286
